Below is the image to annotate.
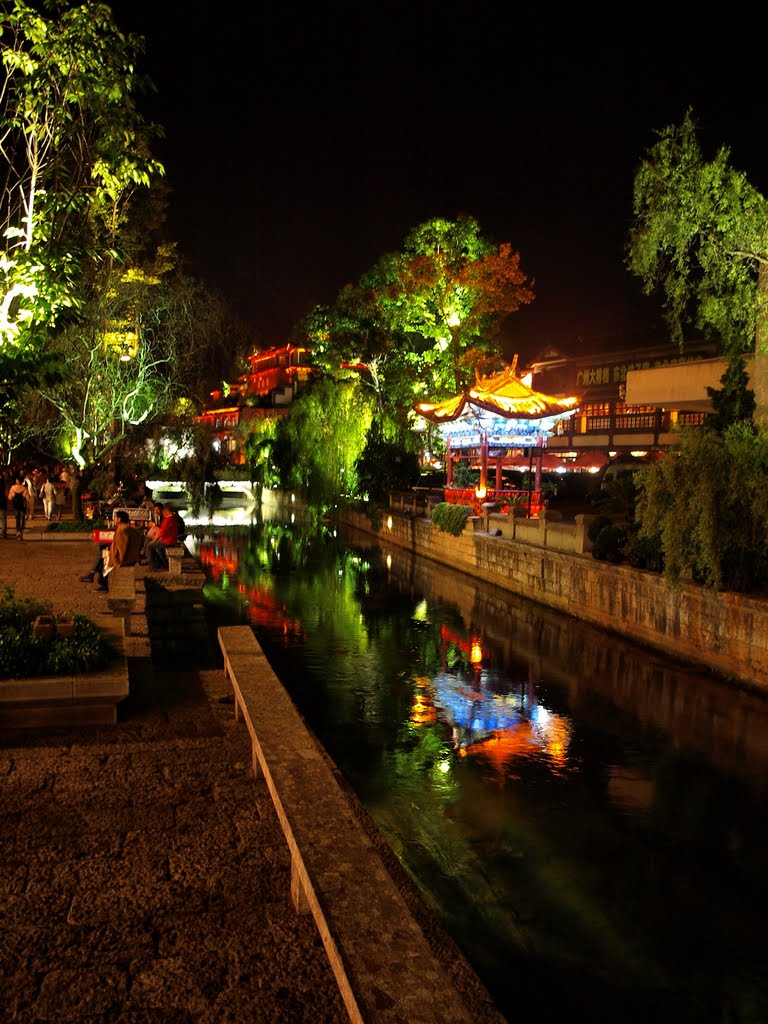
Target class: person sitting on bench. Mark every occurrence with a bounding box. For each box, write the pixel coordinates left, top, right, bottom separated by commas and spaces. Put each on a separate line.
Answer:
146, 503, 182, 571
80, 510, 141, 589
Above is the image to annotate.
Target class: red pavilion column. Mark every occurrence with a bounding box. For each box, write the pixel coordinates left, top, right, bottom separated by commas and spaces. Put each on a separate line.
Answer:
446, 437, 453, 486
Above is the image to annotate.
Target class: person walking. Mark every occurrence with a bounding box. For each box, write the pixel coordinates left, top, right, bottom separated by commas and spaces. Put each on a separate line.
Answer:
54, 479, 66, 520
39, 476, 56, 520
8, 475, 29, 539
0, 469, 9, 539
22, 468, 35, 521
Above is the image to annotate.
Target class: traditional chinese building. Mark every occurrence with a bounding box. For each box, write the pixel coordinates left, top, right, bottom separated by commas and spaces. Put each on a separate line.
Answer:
526, 340, 718, 455
197, 344, 316, 463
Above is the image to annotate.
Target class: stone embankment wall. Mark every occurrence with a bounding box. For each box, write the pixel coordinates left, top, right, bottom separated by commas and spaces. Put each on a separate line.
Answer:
343, 507, 768, 692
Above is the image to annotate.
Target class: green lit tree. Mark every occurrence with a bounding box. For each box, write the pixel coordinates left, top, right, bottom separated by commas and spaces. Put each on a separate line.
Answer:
627, 109, 768, 361
0, 0, 163, 353
298, 215, 534, 420
273, 378, 374, 506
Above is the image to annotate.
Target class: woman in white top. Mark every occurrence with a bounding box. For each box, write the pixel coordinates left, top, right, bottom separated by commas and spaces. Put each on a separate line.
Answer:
40, 476, 56, 520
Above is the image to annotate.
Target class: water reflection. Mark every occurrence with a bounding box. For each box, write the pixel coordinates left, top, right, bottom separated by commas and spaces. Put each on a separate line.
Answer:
194, 517, 768, 1024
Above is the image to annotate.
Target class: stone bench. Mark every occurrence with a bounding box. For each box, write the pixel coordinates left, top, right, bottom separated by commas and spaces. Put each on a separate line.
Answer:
107, 566, 136, 634
165, 545, 187, 576
218, 625, 474, 1024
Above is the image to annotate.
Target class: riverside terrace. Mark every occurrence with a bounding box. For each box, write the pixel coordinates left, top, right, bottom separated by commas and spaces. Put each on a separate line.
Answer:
0, 528, 505, 1024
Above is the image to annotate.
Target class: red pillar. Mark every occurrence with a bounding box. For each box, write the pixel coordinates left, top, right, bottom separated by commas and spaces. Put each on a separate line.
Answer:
479, 432, 488, 493
535, 436, 543, 492
495, 454, 503, 492
446, 437, 453, 486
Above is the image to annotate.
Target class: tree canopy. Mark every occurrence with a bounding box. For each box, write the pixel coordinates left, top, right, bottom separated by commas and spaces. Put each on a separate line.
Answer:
297, 215, 533, 422
0, 0, 163, 351
627, 109, 768, 359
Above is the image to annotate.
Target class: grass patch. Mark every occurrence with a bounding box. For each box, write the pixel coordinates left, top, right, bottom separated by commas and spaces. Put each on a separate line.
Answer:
43, 519, 107, 533
0, 586, 116, 678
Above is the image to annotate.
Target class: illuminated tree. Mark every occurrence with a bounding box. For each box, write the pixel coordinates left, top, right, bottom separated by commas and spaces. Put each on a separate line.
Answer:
384, 217, 534, 392
0, 0, 163, 352
628, 110, 768, 361
273, 378, 374, 505
31, 250, 243, 475
298, 216, 534, 418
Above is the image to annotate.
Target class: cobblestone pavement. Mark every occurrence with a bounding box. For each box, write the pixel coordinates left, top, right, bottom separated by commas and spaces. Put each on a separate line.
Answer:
0, 533, 347, 1023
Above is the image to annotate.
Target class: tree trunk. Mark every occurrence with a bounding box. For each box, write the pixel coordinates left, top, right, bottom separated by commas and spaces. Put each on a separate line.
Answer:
753, 263, 768, 425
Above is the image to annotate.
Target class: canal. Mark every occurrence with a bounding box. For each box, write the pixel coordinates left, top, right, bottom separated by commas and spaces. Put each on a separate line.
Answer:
188, 513, 768, 1024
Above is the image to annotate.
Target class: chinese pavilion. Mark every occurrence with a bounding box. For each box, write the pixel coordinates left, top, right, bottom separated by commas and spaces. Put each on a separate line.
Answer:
415, 358, 580, 512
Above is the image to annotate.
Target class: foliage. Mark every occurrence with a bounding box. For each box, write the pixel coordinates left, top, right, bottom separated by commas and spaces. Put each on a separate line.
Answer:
431, 502, 474, 536
43, 518, 103, 533
354, 421, 420, 504
636, 424, 768, 591
628, 109, 768, 359
0, 586, 115, 677
590, 522, 628, 563
706, 354, 755, 433
451, 461, 475, 488
168, 423, 221, 516
297, 215, 533, 421
594, 473, 640, 525
272, 378, 374, 506
241, 414, 279, 497
0, 0, 163, 352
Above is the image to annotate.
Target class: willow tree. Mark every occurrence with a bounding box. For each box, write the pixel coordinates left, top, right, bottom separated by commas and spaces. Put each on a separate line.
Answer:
273, 378, 374, 506
627, 110, 768, 416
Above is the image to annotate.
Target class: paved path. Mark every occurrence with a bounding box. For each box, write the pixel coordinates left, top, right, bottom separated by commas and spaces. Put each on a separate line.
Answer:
0, 528, 505, 1024
0, 532, 347, 1023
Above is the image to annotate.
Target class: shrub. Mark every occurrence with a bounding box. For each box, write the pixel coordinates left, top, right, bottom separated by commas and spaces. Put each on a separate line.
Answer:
636, 423, 768, 591
431, 502, 475, 536
592, 524, 628, 562
0, 587, 116, 679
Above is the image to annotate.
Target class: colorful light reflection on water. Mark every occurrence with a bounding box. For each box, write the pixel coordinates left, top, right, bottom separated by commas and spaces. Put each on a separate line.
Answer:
192, 519, 768, 1024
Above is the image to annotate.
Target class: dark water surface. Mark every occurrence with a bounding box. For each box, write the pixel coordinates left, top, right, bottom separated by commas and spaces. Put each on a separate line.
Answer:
191, 517, 768, 1024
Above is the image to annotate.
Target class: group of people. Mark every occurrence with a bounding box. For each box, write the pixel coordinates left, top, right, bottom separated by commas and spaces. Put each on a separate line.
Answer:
80, 501, 186, 591
2, 464, 72, 539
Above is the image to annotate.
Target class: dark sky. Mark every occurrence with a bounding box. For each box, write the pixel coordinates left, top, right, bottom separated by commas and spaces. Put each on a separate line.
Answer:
110, 2, 768, 364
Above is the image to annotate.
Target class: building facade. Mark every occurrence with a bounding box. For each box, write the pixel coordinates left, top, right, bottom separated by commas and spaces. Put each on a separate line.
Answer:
197, 344, 315, 464
526, 341, 718, 454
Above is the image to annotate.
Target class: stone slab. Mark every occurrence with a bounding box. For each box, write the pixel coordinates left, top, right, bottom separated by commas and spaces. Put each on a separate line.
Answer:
218, 625, 474, 1024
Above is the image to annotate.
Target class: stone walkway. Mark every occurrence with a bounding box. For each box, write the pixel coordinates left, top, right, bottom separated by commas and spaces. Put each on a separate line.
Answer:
0, 528, 505, 1024
0, 532, 348, 1023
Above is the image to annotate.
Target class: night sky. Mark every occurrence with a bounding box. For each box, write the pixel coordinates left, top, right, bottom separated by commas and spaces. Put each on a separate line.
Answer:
110, 2, 768, 364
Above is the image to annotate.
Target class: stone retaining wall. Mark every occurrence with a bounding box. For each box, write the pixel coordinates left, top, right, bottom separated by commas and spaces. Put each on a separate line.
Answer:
344, 508, 768, 692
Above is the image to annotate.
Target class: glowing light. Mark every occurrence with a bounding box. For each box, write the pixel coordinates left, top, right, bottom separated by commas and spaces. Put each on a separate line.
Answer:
470, 640, 483, 665
413, 599, 428, 621
630, 450, 648, 458
438, 760, 451, 774
386, 515, 393, 530
386, 553, 392, 570
291, 493, 295, 502
475, 485, 487, 500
